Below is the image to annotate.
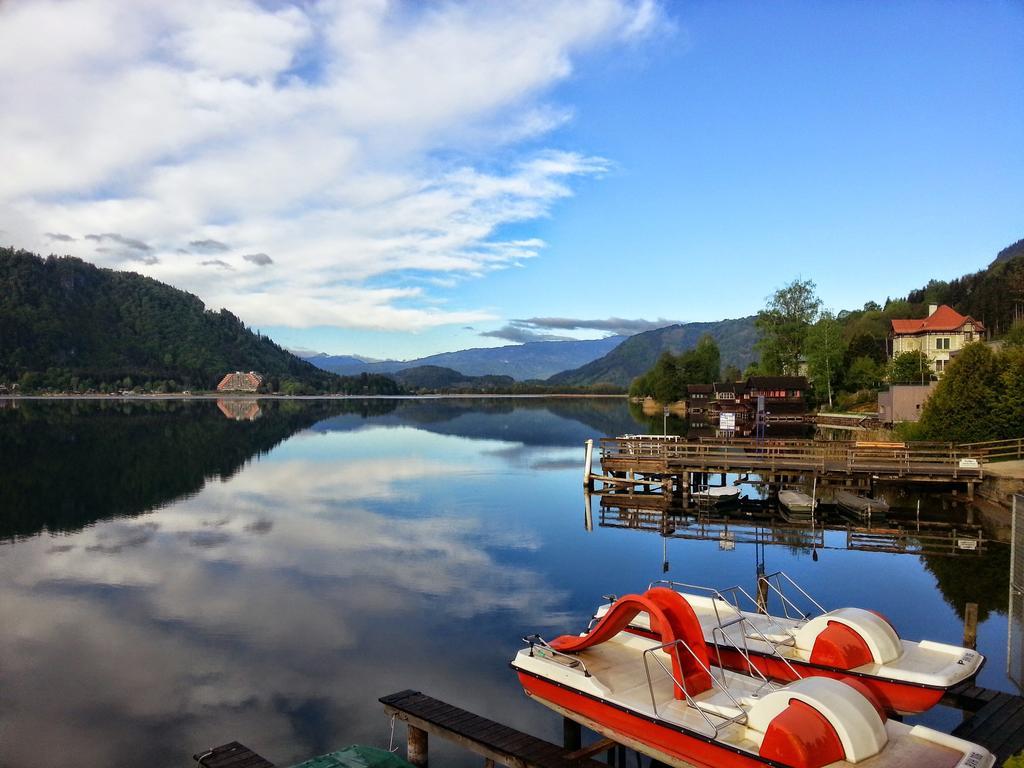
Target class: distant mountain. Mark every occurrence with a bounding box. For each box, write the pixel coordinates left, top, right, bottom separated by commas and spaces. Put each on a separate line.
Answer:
0, 248, 399, 394
547, 317, 759, 388
990, 238, 1024, 267
303, 335, 626, 380
391, 365, 515, 392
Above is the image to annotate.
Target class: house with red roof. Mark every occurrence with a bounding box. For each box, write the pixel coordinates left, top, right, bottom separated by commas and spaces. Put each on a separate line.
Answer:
890, 304, 984, 376
216, 371, 263, 392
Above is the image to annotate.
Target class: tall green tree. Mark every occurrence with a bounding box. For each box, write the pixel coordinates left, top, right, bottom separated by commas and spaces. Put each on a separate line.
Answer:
918, 343, 1007, 442
755, 278, 821, 375
678, 334, 721, 385
804, 311, 846, 407
888, 350, 932, 385
846, 356, 883, 391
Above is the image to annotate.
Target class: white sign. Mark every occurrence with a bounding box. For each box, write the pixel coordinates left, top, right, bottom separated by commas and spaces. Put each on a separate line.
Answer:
719, 412, 736, 430
957, 539, 979, 551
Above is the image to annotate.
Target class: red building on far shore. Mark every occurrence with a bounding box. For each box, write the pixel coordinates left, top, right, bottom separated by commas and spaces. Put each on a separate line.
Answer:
216, 371, 263, 392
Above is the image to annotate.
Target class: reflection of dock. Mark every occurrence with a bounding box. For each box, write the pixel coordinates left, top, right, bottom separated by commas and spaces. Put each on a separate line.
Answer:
216, 398, 262, 421
595, 495, 987, 557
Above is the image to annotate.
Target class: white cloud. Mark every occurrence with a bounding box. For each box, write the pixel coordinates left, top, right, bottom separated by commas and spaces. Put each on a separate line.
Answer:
0, 0, 666, 331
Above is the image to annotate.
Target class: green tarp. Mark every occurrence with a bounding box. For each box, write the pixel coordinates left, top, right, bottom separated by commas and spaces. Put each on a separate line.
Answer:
288, 745, 415, 768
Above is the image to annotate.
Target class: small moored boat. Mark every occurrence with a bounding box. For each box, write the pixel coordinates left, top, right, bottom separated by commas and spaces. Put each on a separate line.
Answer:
834, 490, 890, 521
778, 489, 815, 522
514, 587, 993, 768
694, 485, 741, 507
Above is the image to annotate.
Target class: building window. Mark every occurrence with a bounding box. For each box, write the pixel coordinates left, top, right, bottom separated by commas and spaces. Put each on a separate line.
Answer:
935, 359, 945, 372
936, 337, 950, 350
965, 332, 973, 342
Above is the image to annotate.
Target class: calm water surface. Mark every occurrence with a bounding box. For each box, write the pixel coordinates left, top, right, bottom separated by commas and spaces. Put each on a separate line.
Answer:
0, 398, 1014, 767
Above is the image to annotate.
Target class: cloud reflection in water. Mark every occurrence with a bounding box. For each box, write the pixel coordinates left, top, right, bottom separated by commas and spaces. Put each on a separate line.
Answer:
0, 425, 572, 767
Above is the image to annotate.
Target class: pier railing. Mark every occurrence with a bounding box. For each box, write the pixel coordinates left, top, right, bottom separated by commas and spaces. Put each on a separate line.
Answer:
961, 437, 1024, 463
600, 436, 984, 479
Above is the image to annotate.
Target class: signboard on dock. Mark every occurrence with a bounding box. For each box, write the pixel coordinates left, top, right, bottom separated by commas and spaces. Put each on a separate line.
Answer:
720, 412, 736, 431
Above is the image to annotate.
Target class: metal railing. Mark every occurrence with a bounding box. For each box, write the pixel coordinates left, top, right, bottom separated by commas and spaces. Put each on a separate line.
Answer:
649, 581, 804, 683
641, 637, 751, 737
756, 571, 826, 622
522, 635, 592, 677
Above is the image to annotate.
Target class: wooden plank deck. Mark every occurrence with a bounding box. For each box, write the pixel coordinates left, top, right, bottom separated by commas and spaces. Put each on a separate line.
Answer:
952, 690, 1024, 764
380, 690, 609, 768
194, 741, 275, 768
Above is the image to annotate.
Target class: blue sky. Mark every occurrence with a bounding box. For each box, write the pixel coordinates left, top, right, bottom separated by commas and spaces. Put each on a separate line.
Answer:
2, 1, 1021, 359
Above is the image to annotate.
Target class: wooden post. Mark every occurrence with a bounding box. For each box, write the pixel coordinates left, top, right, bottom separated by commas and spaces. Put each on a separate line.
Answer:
583, 439, 594, 490
408, 725, 428, 767
963, 603, 978, 650
562, 717, 581, 751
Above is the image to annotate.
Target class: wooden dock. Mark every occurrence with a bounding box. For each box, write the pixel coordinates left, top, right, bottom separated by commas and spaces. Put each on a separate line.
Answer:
944, 681, 1024, 764
590, 436, 990, 500
194, 741, 275, 768
380, 690, 614, 768
192, 682, 1024, 768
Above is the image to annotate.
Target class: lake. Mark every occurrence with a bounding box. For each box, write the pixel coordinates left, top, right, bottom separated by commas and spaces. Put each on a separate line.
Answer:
0, 397, 1015, 767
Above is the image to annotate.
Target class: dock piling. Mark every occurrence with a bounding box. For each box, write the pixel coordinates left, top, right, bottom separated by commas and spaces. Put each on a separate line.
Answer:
407, 725, 428, 767
963, 602, 978, 650
583, 439, 594, 490
563, 717, 581, 751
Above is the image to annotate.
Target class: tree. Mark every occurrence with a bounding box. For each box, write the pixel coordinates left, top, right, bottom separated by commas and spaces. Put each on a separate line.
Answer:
678, 334, 720, 385
804, 311, 846, 407
650, 352, 682, 404
755, 278, 821, 375
1004, 320, 1024, 348
888, 350, 931, 385
918, 343, 1003, 442
846, 356, 883, 391
721, 365, 743, 383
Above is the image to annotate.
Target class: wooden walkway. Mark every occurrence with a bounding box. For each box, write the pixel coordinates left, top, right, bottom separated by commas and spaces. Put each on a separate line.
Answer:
194, 741, 275, 768
944, 681, 1024, 764
600, 436, 985, 482
380, 690, 609, 768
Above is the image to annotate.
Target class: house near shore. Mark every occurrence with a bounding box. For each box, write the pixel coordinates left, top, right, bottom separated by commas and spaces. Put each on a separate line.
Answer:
216, 371, 263, 392
685, 376, 808, 426
890, 304, 984, 376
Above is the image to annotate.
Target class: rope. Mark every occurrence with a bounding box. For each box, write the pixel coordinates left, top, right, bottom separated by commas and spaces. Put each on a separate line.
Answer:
385, 712, 397, 753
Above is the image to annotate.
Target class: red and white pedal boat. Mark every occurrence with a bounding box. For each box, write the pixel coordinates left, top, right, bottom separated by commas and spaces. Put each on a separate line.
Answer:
513, 587, 993, 768
595, 572, 983, 715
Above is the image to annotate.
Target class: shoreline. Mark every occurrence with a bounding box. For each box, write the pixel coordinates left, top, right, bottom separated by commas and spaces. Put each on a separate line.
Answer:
0, 392, 628, 401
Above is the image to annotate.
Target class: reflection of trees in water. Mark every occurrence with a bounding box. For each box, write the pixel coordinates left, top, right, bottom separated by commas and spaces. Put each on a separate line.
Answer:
0, 400, 363, 540
920, 544, 1011, 622
0, 396, 646, 541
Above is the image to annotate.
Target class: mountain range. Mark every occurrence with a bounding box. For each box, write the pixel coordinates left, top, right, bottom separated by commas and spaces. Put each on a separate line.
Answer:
547, 316, 759, 388
300, 336, 626, 380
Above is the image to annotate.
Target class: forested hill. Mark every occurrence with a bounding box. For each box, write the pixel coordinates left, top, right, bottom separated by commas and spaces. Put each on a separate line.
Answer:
0, 248, 398, 394
907, 243, 1024, 335
547, 316, 758, 388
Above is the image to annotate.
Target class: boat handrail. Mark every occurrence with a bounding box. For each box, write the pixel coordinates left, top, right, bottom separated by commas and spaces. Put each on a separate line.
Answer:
757, 571, 826, 621
651, 583, 801, 689
641, 638, 749, 737
522, 635, 592, 677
